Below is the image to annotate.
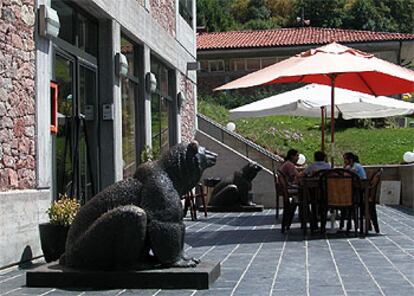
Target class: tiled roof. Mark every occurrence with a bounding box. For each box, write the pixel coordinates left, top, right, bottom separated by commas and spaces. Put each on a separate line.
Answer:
197, 27, 414, 50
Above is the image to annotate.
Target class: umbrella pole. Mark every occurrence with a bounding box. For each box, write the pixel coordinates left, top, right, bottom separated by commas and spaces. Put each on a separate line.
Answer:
321, 106, 325, 152
330, 75, 336, 167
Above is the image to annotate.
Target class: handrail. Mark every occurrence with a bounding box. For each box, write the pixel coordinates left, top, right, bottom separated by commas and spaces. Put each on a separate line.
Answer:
197, 114, 284, 171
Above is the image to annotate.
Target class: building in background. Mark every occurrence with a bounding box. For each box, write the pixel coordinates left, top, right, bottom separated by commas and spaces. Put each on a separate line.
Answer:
0, 0, 197, 268
197, 27, 414, 94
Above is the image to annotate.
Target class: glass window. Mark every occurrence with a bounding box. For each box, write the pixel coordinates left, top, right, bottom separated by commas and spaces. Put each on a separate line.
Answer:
230, 59, 245, 71
120, 36, 140, 177
208, 60, 224, 72
151, 58, 171, 98
121, 37, 137, 77
151, 93, 170, 159
78, 12, 98, 57
54, 54, 74, 196
151, 57, 174, 158
51, 0, 98, 57
52, 0, 74, 45
121, 79, 137, 177
179, 0, 193, 27
246, 58, 260, 70
200, 60, 208, 71
261, 57, 277, 68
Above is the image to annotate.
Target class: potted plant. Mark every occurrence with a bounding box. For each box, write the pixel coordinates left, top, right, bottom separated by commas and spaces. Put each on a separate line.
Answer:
39, 194, 80, 262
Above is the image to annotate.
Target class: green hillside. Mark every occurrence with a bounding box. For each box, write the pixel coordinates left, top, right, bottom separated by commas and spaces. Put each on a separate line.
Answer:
198, 100, 414, 165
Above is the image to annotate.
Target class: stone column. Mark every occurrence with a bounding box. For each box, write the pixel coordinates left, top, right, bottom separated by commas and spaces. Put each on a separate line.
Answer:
143, 44, 152, 147
35, 0, 52, 189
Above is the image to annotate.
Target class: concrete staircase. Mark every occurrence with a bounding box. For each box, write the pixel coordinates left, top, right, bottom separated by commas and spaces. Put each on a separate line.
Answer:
196, 114, 284, 208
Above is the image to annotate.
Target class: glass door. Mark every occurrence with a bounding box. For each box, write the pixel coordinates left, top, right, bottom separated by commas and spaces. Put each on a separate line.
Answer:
53, 51, 99, 204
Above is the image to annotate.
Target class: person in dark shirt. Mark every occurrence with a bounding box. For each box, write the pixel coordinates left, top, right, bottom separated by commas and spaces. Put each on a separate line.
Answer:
279, 149, 304, 184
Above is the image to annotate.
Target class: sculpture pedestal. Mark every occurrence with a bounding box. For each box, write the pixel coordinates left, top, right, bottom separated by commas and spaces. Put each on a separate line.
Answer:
206, 204, 264, 212
26, 261, 220, 290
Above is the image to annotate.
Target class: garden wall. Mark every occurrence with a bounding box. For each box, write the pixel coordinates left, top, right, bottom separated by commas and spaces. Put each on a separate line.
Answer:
365, 163, 414, 208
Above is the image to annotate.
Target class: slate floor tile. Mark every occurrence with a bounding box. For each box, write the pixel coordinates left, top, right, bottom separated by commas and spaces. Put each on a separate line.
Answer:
0, 206, 413, 296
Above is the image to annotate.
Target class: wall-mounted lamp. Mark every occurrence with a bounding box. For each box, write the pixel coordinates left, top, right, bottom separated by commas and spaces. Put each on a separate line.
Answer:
38, 5, 60, 38
177, 92, 186, 111
115, 52, 129, 78
145, 72, 157, 93
187, 61, 200, 71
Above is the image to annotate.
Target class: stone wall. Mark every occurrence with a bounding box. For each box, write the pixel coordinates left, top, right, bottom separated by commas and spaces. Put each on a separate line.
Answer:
0, 0, 36, 190
180, 73, 196, 142
150, 0, 175, 38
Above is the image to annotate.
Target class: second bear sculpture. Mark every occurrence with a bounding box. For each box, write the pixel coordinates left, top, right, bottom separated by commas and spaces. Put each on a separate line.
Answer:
60, 142, 217, 270
208, 162, 262, 207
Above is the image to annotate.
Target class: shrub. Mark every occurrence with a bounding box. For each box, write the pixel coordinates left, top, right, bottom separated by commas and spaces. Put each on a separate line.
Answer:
47, 194, 80, 226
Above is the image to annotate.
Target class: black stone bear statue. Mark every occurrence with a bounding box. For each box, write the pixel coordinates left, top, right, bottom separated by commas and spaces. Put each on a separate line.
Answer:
208, 163, 262, 207
60, 142, 217, 270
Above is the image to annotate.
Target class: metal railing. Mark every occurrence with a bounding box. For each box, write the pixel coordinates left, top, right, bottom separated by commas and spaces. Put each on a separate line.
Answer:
197, 114, 284, 172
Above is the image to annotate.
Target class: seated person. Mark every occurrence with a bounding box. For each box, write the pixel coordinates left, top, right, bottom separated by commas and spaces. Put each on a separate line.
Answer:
304, 151, 331, 177
343, 152, 367, 179
279, 149, 304, 185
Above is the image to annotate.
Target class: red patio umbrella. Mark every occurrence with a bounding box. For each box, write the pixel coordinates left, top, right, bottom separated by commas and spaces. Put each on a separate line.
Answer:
215, 42, 414, 162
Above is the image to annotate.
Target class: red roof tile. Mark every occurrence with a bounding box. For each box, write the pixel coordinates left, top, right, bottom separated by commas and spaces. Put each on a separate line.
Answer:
197, 27, 414, 50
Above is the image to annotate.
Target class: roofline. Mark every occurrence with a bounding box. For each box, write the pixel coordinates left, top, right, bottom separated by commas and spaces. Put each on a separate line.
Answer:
197, 39, 414, 54
197, 26, 414, 36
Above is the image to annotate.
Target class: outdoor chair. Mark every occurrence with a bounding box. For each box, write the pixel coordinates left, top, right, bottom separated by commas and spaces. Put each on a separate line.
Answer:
366, 168, 383, 233
273, 168, 280, 219
274, 170, 301, 233
182, 183, 207, 221
320, 169, 361, 236
301, 169, 330, 232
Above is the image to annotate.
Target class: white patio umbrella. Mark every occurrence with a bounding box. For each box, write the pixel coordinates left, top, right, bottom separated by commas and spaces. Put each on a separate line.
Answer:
230, 84, 414, 150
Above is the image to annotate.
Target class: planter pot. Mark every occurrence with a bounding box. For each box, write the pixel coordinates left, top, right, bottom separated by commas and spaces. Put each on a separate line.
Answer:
39, 223, 69, 263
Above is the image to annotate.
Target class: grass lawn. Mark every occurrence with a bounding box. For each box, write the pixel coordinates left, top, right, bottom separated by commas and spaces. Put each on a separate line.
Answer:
198, 100, 414, 165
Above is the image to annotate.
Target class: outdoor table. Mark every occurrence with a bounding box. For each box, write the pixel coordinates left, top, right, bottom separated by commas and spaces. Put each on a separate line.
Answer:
299, 176, 370, 236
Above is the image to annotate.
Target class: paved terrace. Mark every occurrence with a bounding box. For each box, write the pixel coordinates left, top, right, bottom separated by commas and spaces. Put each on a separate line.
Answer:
1, 206, 413, 296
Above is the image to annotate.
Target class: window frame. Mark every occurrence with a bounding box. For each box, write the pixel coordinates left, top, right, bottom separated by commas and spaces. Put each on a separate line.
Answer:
150, 56, 177, 156
120, 34, 140, 177
51, 0, 98, 57
179, 0, 193, 28
208, 59, 225, 72
245, 58, 261, 71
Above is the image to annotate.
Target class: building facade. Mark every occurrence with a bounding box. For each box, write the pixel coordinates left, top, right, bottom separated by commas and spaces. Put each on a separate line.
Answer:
197, 27, 414, 94
0, 0, 197, 268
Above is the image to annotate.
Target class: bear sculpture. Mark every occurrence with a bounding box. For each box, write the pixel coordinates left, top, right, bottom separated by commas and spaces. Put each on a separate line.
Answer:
60, 142, 217, 270
208, 163, 262, 207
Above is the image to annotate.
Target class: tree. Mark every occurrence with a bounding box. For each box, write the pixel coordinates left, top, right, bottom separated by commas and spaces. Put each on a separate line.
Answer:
197, 0, 414, 33
379, 0, 414, 33
344, 0, 395, 32
230, 0, 250, 24
197, 0, 236, 32
242, 18, 281, 30
343, 0, 414, 33
266, 0, 296, 27
246, 0, 271, 20
288, 0, 347, 28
